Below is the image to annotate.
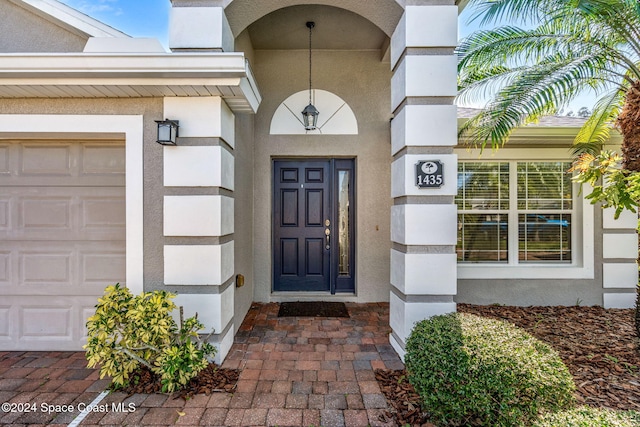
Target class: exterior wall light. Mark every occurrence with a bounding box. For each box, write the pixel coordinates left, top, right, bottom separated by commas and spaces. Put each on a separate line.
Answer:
155, 119, 179, 145
302, 21, 319, 130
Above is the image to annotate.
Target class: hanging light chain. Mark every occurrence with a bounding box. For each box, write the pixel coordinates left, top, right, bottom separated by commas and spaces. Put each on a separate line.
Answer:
301, 21, 319, 131
307, 21, 314, 105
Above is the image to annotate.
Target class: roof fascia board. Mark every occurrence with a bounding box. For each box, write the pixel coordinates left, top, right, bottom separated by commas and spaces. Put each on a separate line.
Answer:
0, 77, 244, 85
0, 53, 248, 78
9, 0, 128, 38
457, 124, 622, 145
394, 1, 468, 14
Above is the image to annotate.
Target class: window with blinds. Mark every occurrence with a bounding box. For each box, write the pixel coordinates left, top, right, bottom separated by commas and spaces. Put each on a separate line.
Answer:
456, 161, 573, 264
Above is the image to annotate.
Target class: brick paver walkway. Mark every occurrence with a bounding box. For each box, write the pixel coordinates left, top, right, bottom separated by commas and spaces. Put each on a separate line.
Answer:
0, 302, 404, 426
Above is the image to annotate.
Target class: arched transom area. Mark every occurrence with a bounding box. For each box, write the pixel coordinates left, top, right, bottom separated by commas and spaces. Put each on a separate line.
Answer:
270, 89, 358, 135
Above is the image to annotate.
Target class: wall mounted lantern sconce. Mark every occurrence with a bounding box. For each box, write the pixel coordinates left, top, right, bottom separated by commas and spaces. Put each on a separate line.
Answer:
302, 21, 319, 130
155, 119, 179, 145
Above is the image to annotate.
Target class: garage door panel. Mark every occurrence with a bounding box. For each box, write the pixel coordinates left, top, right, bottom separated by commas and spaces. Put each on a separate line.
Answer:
0, 242, 125, 294
21, 251, 72, 285
81, 196, 126, 233
0, 176, 125, 187
21, 197, 72, 231
81, 252, 126, 285
0, 251, 9, 286
3, 284, 122, 296
0, 296, 105, 350
1, 187, 125, 240
0, 198, 7, 230
0, 144, 8, 173
0, 140, 124, 187
20, 306, 73, 340
82, 144, 126, 175
0, 306, 10, 341
21, 144, 73, 176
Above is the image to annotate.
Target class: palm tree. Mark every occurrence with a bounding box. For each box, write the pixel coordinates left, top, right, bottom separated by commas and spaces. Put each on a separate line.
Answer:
458, 0, 640, 163
457, 0, 640, 334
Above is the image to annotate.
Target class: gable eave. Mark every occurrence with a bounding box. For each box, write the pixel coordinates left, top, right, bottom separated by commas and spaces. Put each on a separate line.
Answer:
10, 0, 129, 39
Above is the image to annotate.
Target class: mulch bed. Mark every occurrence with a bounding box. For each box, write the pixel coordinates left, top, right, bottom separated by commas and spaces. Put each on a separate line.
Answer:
114, 363, 238, 400
375, 304, 640, 426
375, 369, 434, 427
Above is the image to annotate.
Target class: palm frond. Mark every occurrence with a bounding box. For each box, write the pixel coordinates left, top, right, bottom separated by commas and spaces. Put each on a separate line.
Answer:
568, 0, 640, 56
458, 22, 635, 83
572, 88, 626, 157
458, 52, 618, 151
458, 26, 589, 71
458, 0, 640, 152
469, 0, 570, 26
458, 65, 529, 105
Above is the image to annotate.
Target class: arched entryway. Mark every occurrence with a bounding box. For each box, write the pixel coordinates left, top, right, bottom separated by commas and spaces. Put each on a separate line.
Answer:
237, 4, 394, 307
167, 0, 459, 360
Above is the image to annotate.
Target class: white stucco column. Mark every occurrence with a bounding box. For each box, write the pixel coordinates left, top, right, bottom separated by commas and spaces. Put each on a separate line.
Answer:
162, 96, 236, 363
389, 4, 459, 358
169, 0, 234, 52
601, 207, 638, 308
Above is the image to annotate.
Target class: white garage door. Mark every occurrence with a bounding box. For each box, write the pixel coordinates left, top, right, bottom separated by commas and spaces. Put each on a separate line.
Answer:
0, 139, 125, 350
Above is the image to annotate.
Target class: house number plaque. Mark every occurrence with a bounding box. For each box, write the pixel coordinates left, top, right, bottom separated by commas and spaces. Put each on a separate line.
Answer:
415, 160, 444, 188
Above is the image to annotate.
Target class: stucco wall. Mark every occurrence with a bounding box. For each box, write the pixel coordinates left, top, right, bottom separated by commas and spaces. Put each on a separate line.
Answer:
235, 30, 255, 71
0, 2, 87, 52
0, 98, 160, 129
233, 112, 256, 331
251, 49, 392, 303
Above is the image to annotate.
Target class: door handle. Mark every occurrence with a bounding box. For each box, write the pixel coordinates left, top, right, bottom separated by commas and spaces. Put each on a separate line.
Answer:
325, 227, 330, 249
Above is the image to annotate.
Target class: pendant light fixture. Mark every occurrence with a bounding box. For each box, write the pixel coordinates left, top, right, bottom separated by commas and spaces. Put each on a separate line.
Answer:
301, 21, 319, 130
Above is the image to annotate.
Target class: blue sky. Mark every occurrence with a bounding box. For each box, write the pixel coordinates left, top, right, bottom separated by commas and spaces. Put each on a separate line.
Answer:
58, 0, 594, 111
59, 0, 170, 45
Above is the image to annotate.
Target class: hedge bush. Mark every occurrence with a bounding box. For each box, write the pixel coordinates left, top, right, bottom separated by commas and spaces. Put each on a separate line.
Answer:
405, 312, 575, 427
533, 407, 640, 427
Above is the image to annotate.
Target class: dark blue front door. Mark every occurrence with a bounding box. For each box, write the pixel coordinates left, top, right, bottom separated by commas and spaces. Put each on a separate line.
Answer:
273, 159, 355, 293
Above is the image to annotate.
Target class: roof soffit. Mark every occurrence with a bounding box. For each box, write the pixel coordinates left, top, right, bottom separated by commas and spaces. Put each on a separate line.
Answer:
0, 52, 262, 113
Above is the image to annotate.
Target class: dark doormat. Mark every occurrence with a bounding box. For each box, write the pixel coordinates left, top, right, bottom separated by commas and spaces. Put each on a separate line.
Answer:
277, 301, 349, 318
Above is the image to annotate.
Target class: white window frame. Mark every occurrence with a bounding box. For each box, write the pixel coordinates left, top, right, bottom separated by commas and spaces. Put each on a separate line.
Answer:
456, 148, 594, 280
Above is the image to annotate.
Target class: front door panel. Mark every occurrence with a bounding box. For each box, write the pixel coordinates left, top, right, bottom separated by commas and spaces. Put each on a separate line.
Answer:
273, 159, 355, 293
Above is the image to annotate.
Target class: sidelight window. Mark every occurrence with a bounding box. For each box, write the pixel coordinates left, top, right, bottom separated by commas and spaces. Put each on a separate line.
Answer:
337, 170, 350, 275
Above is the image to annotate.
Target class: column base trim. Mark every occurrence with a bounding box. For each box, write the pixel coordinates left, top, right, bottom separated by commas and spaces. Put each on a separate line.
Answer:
389, 332, 406, 361
212, 322, 234, 364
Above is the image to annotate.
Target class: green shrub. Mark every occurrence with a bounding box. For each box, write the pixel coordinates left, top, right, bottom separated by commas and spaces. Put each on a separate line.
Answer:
84, 284, 215, 393
405, 312, 575, 427
533, 406, 640, 427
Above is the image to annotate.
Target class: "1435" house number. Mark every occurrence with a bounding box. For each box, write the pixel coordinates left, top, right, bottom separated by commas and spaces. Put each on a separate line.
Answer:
415, 160, 444, 188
